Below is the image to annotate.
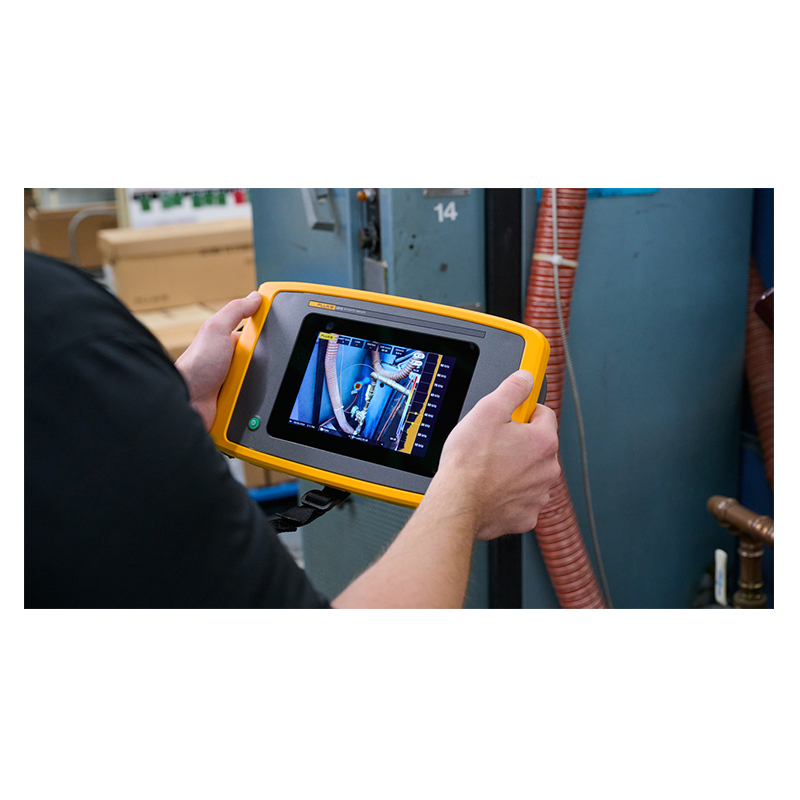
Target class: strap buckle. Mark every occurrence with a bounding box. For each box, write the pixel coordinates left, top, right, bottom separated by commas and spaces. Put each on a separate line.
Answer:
270, 486, 351, 533
301, 487, 351, 512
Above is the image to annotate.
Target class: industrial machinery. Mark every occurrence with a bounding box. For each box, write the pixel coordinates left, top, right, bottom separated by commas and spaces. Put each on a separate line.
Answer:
249, 188, 758, 608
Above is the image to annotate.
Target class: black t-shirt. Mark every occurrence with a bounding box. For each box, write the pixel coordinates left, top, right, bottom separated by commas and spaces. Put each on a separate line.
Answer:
24, 252, 330, 608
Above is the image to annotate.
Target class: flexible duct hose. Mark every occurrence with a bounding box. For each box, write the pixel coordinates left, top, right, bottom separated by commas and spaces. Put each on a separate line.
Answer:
745, 258, 774, 489
524, 189, 606, 609
323, 337, 356, 436
371, 350, 418, 382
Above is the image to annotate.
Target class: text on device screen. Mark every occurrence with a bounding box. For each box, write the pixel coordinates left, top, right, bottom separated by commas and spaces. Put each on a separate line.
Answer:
289, 331, 456, 457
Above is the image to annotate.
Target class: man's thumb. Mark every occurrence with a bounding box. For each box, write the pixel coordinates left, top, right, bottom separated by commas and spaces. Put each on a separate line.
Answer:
490, 370, 535, 420
208, 291, 263, 335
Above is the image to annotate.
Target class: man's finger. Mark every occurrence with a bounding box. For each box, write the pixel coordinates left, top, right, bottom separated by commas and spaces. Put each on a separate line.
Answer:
206, 292, 262, 335
527, 404, 560, 456
484, 369, 535, 421
529, 402, 557, 428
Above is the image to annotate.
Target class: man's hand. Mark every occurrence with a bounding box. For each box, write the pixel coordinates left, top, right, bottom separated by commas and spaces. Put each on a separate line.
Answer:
174, 291, 262, 431
332, 370, 560, 608
429, 369, 560, 541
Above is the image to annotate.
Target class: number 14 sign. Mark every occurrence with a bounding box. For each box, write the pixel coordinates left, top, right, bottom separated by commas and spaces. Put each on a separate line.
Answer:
433, 201, 458, 222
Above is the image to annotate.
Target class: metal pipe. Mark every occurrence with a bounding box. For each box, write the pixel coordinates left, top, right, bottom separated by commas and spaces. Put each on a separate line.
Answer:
707, 496, 774, 549
371, 349, 419, 382
734, 535, 767, 609
707, 495, 774, 609
370, 371, 411, 397
68, 207, 117, 267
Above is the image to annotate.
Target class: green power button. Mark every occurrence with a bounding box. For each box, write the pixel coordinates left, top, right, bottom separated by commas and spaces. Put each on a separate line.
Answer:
248, 416, 261, 430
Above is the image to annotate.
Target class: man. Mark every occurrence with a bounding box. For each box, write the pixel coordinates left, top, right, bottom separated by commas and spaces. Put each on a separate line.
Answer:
24, 251, 560, 608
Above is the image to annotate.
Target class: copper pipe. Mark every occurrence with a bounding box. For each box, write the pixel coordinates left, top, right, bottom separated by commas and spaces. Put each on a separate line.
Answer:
707, 495, 773, 609
707, 496, 774, 549
733, 535, 766, 609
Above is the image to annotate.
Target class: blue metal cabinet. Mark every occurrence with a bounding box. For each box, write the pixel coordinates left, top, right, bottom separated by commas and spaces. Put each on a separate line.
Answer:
250, 188, 364, 288
521, 189, 755, 608
250, 188, 490, 607
250, 188, 756, 609
379, 189, 485, 308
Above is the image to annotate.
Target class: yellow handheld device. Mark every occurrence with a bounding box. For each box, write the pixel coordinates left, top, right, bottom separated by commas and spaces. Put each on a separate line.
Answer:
211, 282, 549, 508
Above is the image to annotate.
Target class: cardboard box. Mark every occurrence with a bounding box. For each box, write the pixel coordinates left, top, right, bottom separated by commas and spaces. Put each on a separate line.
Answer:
265, 469, 294, 487
97, 218, 256, 312
26, 202, 117, 268
229, 458, 294, 489
135, 298, 249, 361
24, 213, 35, 251
134, 302, 219, 361
244, 461, 272, 489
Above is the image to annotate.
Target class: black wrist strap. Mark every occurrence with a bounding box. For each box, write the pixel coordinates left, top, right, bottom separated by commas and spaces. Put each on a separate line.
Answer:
271, 486, 351, 533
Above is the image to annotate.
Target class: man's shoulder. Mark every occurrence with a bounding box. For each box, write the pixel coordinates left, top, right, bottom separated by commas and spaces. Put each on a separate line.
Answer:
24, 251, 166, 378
25, 250, 125, 329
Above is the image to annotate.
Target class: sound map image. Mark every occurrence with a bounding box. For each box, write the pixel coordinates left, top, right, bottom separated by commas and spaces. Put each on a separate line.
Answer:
289, 331, 456, 457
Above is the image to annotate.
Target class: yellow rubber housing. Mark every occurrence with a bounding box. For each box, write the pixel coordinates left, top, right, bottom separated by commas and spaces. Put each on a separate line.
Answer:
210, 282, 550, 508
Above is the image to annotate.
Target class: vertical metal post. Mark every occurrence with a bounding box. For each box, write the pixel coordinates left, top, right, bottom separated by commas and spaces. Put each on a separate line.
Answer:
733, 534, 767, 609
485, 188, 523, 608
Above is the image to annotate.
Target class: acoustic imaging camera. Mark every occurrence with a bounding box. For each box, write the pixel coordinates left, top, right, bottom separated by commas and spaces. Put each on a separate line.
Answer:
211, 283, 550, 507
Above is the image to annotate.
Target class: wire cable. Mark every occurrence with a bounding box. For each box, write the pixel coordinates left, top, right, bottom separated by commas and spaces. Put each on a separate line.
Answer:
551, 188, 613, 608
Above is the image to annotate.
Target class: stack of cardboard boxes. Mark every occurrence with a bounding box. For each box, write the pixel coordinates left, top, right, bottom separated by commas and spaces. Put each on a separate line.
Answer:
97, 219, 256, 358
96, 219, 289, 491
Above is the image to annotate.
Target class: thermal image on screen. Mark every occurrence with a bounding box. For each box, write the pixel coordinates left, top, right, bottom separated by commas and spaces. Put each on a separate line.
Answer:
288, 332, 456, 457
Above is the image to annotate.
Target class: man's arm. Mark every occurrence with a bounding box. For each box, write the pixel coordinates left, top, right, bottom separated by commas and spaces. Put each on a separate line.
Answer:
177, 298, 560, 609
332, 371, 561, 609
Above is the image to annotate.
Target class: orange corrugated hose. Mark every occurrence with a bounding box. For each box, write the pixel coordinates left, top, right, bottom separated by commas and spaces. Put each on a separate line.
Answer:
745, 258, 774, 489
324, 337, 356, 436
524, 189, 606, 608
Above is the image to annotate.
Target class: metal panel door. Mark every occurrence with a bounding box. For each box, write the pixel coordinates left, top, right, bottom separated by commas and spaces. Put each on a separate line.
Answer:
521, 188, 755, 608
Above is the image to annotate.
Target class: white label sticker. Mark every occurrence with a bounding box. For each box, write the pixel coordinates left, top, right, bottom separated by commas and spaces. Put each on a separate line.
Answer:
714, 549, 728, 606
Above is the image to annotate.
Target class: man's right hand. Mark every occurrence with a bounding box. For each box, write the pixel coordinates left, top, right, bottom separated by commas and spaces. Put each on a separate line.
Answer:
332, 369, 561, 608
430, 369, 561, 541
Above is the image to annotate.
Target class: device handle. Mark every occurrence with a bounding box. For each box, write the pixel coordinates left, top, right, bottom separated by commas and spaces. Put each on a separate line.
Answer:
537, 376, 547, 405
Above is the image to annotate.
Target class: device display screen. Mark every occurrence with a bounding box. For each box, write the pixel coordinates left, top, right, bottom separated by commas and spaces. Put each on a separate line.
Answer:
267, 313, 479, 477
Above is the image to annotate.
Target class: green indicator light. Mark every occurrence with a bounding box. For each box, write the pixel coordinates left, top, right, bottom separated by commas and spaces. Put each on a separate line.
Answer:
248, 416, 261, 430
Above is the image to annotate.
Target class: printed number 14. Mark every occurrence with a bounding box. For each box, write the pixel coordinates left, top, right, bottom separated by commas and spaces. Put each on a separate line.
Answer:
433, 201, 458, 222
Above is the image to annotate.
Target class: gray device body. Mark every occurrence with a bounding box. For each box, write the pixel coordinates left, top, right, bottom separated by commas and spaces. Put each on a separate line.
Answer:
227, 289, 527, 494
